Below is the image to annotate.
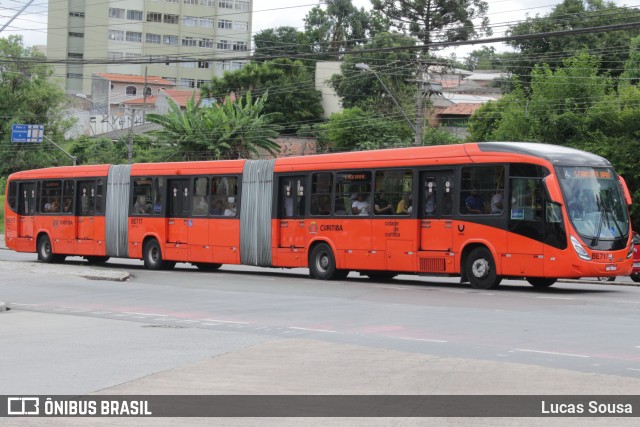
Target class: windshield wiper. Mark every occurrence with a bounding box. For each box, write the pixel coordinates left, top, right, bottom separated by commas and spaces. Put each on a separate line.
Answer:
591, 194, 604, 246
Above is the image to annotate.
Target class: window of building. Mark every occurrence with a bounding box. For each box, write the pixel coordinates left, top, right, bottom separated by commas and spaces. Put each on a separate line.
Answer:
109, 30, 124, 41
183, 16, 197, 26
180, 78, 196, 88
219, 0, 233, 8
198, 61, 211, 69
147, 12, 162, 22
217, 61, 231, 71
146, 33, 161, 44
218, 19, 232, 29
181, 59, 197, 68
232, 41, 247, 51
217, 39, 230, 50
235, 1, 250, 11
196, 80, 208, 88
109, 8, 125, 19
126, 53, 142, 60
233, 21, 248, 31
199, 18, 214, 27
163, 35, 178, 45
144, 87, 152, 96
126, 86, 137, 96
231, 61, 244, 70
108, 51, 124, 60
202, 0, 214, 6
184, 0, 198, 4
69, 11, 85, 17
164, 14, 179, 24
164, 56, 177, 67
127, 10, 143, 21
68, 32, 84, 38
200, 38, 213, 48
310, 173, 332, 216
68, 53, 83, 59
126, 31, 142, 43
182, 37, 197, 47
210, 176, 238, 217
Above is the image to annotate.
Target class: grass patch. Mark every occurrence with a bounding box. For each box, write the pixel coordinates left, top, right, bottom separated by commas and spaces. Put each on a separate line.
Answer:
0, 195, 4, 234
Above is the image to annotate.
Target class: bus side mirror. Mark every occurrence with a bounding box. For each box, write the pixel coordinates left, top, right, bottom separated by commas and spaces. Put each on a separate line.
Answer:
618, 175, 632, 205
543, 175, 563, 205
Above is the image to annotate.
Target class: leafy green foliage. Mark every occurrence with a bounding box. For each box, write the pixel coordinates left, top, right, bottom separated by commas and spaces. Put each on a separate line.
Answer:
202, 59, 323, 134
146, 92, 281, 160
372, 0, 491, 54
0, 36, 74, 176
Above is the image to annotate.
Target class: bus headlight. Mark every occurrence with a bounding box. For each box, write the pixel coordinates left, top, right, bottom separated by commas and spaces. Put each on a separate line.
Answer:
627, 242, 634, 259
571, 236, 591, 261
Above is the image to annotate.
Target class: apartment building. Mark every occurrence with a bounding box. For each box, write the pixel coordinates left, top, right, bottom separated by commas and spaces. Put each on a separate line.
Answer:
48, 0, 253, 95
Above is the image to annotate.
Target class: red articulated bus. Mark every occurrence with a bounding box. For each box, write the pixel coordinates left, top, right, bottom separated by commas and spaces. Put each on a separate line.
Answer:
3, 142, 634, 289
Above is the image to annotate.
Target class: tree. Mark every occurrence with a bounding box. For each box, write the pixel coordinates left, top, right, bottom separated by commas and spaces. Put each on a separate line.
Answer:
329, 33, 417, 116
253, 27, 311, 60
202, 58, 323, 134
506, 0, 640, 84
0, 36, 73, 177
146, 92, 281, 160
304, 0, 374, 56
372, 0, 491, 55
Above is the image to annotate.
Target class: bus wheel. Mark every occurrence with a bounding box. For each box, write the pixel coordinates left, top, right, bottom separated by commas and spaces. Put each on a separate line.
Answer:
37, 235, 63, 263
309, 243, 342, 280
195, 263, 222, 271
85, 256, 110, 265
465, 247, 502, 290
163, 261, 176, 270
631, 274, 640, 283
526, 277, 557, 288
366, 272, 397, 282
143, 239, 165, 270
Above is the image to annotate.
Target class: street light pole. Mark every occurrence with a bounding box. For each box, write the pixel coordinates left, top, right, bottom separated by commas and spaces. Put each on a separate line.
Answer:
355, 63, 417, 136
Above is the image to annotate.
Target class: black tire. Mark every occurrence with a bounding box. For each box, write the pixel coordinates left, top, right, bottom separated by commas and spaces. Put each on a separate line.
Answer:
366, 272, 397, 282
465, 247, 502, 290
85, 256, 110, 265
526, 277, 557, 288
37, 235, 55, 263
309, 243, 345, 280
195, 263, 222, 271
596, 276, 616, 282
163, 261, 176, 270
143, 239, 165, 270
631, 274, 640, 283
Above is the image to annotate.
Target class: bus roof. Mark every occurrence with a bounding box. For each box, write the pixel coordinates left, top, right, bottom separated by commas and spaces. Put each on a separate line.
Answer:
7, 142, 611, 180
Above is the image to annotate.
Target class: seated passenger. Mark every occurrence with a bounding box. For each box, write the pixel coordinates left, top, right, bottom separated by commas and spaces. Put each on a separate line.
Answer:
351, 193, 370, 216
134, 195, 151, 214
210, 199, 225, 215
224, 203, 237, 217
396, 193, 412, 214
192, 196, 208, 216
374, 192, 393, 215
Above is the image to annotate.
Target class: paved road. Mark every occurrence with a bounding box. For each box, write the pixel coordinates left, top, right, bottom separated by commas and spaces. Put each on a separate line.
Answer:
2, 243, 640, 425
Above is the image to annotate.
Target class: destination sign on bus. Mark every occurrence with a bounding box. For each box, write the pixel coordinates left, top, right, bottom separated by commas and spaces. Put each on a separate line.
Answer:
568, 169, 612, 180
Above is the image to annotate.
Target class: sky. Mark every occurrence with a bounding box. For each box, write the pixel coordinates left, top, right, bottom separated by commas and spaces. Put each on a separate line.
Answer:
0, 0, 632, 59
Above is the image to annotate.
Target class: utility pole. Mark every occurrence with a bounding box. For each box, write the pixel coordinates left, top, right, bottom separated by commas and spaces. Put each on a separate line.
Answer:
142, 67, 148, 123
414, 62, 426, 147
127, 107, 135, 164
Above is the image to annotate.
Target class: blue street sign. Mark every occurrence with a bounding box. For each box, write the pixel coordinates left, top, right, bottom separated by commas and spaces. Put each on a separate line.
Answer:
11, 124, 44, 143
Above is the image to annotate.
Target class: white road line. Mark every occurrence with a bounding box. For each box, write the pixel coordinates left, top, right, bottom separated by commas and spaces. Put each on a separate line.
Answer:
289, 327, 337, 333
398, 337, 448, 343
616, 301, 640, 304
535, 296, 574, 300
373, 286, 409, 290
202, 319, 249, 324
8, 303, 38, 306
124, 312, 165, 316
202, 323, 222, 326
627, 368, 640, 372
90, 311, 112, 315
175, 320, 199, 323
514, 348, 590, 358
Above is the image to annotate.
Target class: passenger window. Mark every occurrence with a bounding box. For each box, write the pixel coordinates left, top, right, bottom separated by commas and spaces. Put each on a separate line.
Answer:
41, 180, 62, 214
335, 171, 372, 216
152, 178, 163, 215
132, 177, 152, 215
8, 181, 17, 212
310, 173, 332, 216
210, 176, 238, 217
95, 179, 104, 215
280, 176, 306, 217
78, 181, 96, 216
460, 166, 505, 215
374, 170, 412, 215
192, 177, 209, 217
62, 180, 74, 214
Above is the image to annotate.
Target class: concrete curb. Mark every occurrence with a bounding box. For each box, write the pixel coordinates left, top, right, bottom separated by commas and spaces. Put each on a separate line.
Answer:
0, 301, 7, 312
0, 260, 129, 282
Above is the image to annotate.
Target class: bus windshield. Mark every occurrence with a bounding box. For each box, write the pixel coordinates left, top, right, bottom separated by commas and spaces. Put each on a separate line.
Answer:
557, 166, 629, 241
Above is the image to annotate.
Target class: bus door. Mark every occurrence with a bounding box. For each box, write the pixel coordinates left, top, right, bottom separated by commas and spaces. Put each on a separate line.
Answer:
188, 177, 210, 263
420, 171, 455, 253
17, 182, 36, 239
278, 176, 307, 249
167, 179, 190, 260
76, 180, 96, 254
505, 176, 545, 276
